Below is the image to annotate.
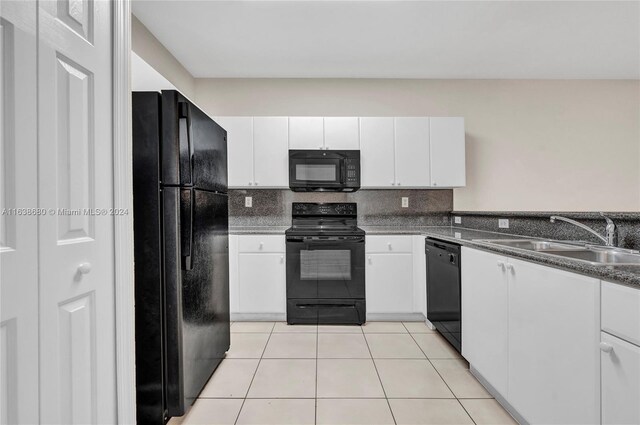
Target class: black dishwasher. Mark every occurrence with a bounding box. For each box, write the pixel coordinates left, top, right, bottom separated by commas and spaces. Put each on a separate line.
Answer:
425, 238, 462, 353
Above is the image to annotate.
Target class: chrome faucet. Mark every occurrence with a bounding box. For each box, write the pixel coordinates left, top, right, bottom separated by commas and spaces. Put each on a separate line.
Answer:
549, 213, 618, 247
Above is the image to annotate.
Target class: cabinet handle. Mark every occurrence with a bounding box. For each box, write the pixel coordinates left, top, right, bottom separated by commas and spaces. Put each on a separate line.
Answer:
397, 181, 401, 186
368, 256, 372, 264
433, 182, 437, 186
259, 242, 264, 250
77, 262, 92, 275
254, 181, 258, 186
319, 146, 323, 150
506, 263, 514, 272
600, 342, 614, 353
388, 243, 392, 250
497, 261, 505, 269
391, 182, 395, 186
280, 255, 284, 264
248, 182, 253, 186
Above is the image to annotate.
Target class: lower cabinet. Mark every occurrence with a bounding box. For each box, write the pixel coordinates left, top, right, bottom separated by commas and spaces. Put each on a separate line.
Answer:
601, 332, 640, 425
366, 252, 413, 313
507, 258, 599, 425
462, 247, 600, 424
229, 235, 286, 316
461, 247, 509, 396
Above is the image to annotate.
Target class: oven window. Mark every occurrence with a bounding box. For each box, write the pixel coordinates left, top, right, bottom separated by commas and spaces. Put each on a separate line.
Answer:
300, 250, 351, 280
296, 164, 337, 182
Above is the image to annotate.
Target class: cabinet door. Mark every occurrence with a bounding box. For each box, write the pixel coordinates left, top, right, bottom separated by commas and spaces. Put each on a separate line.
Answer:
217, 117, 253, 187
430, 117, 465, 187
289, 117, 324, 150
238, 253, 286, 314
508, 258, 600, 425
324, 117, 359, 150
461, 247, 509, 396
394, 117, 430, 187
360, 118, 395, 188
253, 117, 289, 187
601, 332, 640, 425
366, 253, 413, 314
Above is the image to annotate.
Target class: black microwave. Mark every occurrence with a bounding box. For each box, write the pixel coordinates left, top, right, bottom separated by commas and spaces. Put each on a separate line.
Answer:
289, 150, 360, 192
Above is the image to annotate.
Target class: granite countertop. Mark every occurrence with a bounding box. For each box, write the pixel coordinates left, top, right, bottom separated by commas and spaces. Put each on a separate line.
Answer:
230, 224, 640, 288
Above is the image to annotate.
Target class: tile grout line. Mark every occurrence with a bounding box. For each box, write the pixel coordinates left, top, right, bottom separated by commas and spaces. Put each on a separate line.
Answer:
232, 322, 276, 425
362, 329, 398, 425
402, 323, 477, 425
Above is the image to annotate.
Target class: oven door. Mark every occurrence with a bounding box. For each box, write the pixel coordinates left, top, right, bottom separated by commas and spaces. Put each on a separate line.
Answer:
286, 236, 365, 299
289, 151, 345, 191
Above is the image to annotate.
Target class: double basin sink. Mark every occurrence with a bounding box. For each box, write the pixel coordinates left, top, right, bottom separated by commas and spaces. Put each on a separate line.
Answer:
475, 239, 640, 266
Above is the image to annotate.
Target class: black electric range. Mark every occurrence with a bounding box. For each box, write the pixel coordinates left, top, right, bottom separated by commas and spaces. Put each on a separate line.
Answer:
285, 203, 366, 325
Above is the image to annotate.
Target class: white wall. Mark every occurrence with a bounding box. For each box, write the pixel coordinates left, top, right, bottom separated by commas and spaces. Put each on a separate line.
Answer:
193, 78, 640, 212
131, 15, 196, 99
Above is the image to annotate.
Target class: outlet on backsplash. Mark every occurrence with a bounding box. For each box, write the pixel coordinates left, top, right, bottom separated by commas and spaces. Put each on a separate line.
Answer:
454, 216, 462, 224
498, 219, 509, 228
402, 197, 409, 208
245, 196, 252, 208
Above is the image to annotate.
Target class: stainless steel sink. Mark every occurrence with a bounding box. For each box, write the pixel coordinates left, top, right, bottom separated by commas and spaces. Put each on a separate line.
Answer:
543, 249, 640, 265
475, 238, 640, 266
475, 239, 585, 251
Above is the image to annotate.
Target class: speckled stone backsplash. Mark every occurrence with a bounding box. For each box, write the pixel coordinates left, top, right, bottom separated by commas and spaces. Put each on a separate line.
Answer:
451, 211, 640, 250
229, 189, 453, 227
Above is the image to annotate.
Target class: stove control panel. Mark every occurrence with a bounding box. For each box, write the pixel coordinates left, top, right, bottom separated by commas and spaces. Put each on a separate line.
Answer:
292, 202, 357, 217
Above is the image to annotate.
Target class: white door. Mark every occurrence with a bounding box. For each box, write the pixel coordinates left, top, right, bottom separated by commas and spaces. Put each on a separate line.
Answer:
0, 2, 39, 424
366, 254, 413, 314
601, 332, 640, 425
238, 253, 286, 314
324, 117, 359, 150
289, 117, 324, 150
360, 118, 395, 188
460, 247, 509, 396
218, 117, 254, 187
429, 117, 465, 187
394, 117, 430, 187
38, 1, 116, 423
508, 258, 600, 425
253, 117, 289, 187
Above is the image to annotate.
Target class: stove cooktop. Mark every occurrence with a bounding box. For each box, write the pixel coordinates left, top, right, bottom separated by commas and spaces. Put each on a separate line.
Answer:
285, 202, 365, 236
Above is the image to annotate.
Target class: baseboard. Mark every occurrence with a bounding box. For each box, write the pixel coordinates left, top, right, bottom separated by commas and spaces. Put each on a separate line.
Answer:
469, 365, 527, 425
366, 313, 426, 322
230, 313, 286, 321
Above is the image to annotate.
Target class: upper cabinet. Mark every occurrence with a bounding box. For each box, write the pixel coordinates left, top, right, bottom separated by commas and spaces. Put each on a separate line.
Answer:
430, 117, 465, 187
218, 115, 465, 189
289, 117, 360, 150
217, 116, 289, 188
361, 117, 466, 188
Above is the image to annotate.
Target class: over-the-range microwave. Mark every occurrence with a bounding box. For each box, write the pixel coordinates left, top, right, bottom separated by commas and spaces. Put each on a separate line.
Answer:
289, 150, 360, 192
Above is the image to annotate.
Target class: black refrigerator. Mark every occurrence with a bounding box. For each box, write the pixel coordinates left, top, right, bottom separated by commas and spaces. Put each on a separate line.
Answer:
132, 90, 230, 424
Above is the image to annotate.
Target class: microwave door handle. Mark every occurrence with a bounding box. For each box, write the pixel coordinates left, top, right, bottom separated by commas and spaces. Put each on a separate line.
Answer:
340, 161, 347, 184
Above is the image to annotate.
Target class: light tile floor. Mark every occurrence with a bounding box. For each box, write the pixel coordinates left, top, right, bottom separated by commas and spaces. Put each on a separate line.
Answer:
169, 322, 517, 425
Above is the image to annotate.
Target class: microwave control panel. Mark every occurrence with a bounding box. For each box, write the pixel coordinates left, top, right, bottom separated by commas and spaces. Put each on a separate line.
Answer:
345, 158, 360, 184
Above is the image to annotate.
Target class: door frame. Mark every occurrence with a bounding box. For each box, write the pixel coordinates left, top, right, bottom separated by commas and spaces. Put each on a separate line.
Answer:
112, 1, 137, 423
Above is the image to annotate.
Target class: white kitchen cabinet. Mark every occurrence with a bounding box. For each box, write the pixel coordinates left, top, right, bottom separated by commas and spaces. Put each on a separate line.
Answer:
253, 117, 289, 187
229, 235, 286, 316
461, 247, 509, 396
601, 332, 640, 425
217, 117, 253, 187
324, 117, 359, 150
430, 117, 465, 187
602, 280, 640, 346
360, 117, 396, 187
394, 117, 431, 187
366, 236, 414, 315
289, 117, 324, 150
507, 257, 600, 425
237, 253, 286, 314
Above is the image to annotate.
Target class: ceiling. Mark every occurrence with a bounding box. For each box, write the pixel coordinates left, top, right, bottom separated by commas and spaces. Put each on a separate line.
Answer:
132, 1, 640, 79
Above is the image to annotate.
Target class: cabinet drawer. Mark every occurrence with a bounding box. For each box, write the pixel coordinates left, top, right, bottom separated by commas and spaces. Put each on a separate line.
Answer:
366, 235, 413, 253
238, 235, 285, 253
602, 281, 640, 345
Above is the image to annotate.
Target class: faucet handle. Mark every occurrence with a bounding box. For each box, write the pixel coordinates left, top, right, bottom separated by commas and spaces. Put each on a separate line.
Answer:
600, 212, 615, 226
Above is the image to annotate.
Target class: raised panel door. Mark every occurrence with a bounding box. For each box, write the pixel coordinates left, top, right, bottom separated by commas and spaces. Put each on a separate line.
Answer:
38, 1, 116, 423
0, 2, 39, 424
360, 117, 395, 188
253, 117, 288, 187
394, 117, 430, 187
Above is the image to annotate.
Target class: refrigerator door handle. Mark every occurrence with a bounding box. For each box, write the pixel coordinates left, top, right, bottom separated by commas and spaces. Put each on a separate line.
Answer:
178, 101, 193, 185
180, 188, 194, 270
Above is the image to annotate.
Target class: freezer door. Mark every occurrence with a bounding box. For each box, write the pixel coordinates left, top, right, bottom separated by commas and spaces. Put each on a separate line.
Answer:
161, 90, 228, 192
164, 187, 230, 416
